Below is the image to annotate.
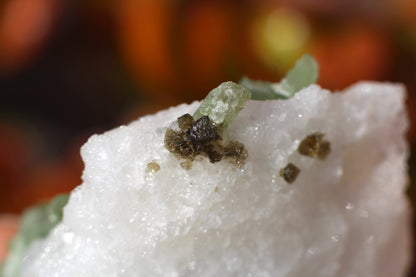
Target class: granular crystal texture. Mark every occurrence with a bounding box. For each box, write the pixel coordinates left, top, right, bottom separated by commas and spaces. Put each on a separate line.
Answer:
21, 82, 411, 277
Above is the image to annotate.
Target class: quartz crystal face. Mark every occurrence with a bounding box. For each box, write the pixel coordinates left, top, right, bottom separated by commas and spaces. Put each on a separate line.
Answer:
21, 83, 410, 277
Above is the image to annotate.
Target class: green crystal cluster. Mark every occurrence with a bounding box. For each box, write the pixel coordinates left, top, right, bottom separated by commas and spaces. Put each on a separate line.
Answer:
0, 194, 69, 277
194, 54, 318, 130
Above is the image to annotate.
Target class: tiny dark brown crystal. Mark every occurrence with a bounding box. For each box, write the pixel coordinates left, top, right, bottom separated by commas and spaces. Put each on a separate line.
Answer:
180, 160, 193, 170
298, 132, 331, 160
224, 141, 248, 165
177, 113, 194, 130
204, 143, 224, 163
164, 129, 197, 159
279, 163, 300, 184
146, 162, 160, 175
187, 116, 218, 145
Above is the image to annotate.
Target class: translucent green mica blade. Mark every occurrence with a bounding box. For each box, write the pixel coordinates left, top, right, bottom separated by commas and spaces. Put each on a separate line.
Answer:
193, 81, 251, 129
240, 54, 319, 100
239, 77, 283, 100
274, 54, 319, 98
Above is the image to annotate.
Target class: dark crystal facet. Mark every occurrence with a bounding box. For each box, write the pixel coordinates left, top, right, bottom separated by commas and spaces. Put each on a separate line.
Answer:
187, 116, 218, 145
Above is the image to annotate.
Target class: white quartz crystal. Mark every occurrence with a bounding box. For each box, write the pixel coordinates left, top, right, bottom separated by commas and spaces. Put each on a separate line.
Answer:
22, 82, 411, 277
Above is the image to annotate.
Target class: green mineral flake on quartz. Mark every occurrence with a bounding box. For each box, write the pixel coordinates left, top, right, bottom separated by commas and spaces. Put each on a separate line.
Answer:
274, 54, 319, 98
239, 77, 282, 100
240, 54, 319, 100
0, 194, 69, 277
193, 81, 251, 129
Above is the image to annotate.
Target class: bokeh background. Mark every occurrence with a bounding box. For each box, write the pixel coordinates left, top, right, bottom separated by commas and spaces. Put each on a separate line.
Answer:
0, 0, 416, 274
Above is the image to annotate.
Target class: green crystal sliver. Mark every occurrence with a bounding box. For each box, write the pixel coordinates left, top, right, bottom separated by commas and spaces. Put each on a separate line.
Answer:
274, 54, 319, 98
239, 54, 319, 100
0, 194, 69, 277
239, 77, 283, 100
193, 81, 251, 129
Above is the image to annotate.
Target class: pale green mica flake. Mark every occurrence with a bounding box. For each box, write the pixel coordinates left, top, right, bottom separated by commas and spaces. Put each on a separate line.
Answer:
193, 81, 251, 129
240, 54, 319, 100
274, 54, 318, 98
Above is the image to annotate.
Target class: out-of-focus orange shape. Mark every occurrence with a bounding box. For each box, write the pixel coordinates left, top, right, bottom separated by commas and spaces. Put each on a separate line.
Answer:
118, 0, 237, 100
19, 162, 80, 210
0, 0, 57, 74
15, 140, 83, 213
395, 0, 416, 27
0, 123, 33, 181
0, 215, 18, 263
183, 1, 232, 96
310, 25, 391, 90
0, 123, 34, 213
118, 0, 177, 95
0, 123, 83, 213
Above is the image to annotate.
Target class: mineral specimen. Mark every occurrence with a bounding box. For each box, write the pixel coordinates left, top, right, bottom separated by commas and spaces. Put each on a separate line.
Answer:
20, 82, 410, 277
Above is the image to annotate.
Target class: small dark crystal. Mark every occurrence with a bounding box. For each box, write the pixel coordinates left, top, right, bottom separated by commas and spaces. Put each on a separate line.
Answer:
146, 162, 160, 174
177, 113, 194, 130
224, 141, 248, 165
279, 163, 300, 184
187, 116, 218, 145
298, 132, 331, 160
180, 160, 193, 170
224, 141, 246, 157
164, 129, 197, 159
204, 143, 224, 163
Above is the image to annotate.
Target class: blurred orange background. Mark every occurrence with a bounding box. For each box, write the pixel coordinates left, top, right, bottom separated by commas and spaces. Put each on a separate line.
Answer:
0, 0, 416, 274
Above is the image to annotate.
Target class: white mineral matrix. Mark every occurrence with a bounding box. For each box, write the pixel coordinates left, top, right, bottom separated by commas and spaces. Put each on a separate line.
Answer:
22, 82, 411, 277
